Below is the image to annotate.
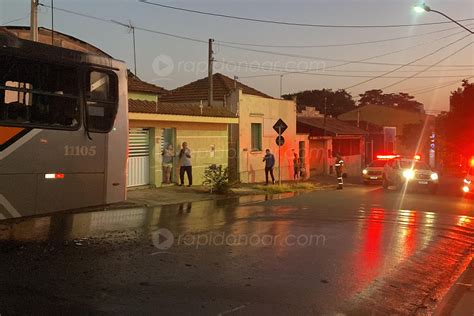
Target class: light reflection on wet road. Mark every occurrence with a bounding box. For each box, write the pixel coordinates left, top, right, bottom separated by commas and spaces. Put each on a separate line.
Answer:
0, 186, 473, 314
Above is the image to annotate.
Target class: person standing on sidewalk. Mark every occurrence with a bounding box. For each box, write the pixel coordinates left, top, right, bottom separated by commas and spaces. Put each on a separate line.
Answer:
334, 153, 344, 190
179, 142, 192, 187
263, 149, 275, 185
293, 152, 300, 181
162, 144, 174, 184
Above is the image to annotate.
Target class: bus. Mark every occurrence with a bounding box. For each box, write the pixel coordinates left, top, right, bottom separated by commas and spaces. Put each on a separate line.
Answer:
0, 31, 128, 219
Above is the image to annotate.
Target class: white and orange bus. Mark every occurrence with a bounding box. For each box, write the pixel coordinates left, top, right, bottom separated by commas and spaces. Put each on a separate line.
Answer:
0, 31, 128, 219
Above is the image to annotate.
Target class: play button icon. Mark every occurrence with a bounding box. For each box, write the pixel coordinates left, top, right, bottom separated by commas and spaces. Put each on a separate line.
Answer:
152, 55, 174, 77
152, 228, 174, 250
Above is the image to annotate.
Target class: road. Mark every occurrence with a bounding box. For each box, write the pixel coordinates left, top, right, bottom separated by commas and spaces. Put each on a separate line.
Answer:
0, 180, 473, 315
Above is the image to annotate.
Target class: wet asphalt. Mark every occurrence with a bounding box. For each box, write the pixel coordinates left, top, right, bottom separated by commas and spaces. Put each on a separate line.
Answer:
0, 180, 473, 315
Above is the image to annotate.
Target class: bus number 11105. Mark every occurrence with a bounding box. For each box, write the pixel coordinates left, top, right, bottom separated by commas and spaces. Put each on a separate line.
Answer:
64, 145, 97, 157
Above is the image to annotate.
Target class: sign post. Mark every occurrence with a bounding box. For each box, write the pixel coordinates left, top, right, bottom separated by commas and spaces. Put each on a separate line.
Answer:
273, 119, 288, 186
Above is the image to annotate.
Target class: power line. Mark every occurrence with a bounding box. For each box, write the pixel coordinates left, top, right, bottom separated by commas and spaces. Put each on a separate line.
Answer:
342, 34, 473, 90
1, 14, 30, 26
216, 23, 474, 49
39, 3, 474, 70
39, 3, 208, 44
381, 41, 474, 90
139, 0, 474, 29
409, 76, 474, 95
215, 60, 473, 79
407, 78, 468, 93
218, 42, 474, 68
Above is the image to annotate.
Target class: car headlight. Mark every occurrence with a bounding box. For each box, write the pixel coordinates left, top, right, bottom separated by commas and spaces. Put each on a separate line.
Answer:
362, 169, 368, 175
403, 169, 415, 179
463, 185, 470, 193
430, 173, 438, 181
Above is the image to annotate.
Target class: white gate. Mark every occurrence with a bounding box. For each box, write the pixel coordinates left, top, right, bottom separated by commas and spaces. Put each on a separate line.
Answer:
127, 128, 150, 187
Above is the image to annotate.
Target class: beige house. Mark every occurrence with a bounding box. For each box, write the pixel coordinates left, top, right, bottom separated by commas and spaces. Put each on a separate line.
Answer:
338, 104, 435, 163
128, 74, 238, 187
161, 73, 309, 183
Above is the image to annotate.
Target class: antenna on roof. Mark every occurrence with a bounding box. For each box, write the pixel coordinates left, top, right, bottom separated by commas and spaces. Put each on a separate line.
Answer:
112, 19, 137, 76
233, 75, 238, 89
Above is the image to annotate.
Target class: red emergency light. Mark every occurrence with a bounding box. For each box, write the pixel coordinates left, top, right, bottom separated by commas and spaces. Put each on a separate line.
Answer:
376, 154, 399, 160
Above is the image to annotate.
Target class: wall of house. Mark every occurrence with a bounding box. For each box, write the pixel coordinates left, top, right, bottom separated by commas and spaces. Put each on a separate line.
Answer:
233, 91, 298, 183
338, 105, 434, 157
129, 92, 158, 102
309, 138, 331, 175
129, 119, 229, 187
307, 136, 364, 177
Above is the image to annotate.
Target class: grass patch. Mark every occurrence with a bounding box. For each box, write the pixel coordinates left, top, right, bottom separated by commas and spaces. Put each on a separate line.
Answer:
252, 182, 317, 194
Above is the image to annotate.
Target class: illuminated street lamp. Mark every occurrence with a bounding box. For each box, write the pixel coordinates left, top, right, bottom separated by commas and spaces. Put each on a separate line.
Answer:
413, 3, 474, 34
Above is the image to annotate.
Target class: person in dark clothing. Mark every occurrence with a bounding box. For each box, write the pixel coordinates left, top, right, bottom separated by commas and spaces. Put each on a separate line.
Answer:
178, 142, 192, 187
334, 153, 344, 190
293, 153, 300, 180
263, 149, 276, 185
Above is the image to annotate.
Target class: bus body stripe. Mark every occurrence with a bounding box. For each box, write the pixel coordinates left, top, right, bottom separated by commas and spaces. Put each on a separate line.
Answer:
0, 194, 21, 218
0, 129, 41, 161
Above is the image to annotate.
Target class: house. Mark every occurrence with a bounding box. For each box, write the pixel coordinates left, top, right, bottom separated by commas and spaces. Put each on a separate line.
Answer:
128, 99, 238, 187
338, 104, 435, 165
297, 107, 368, 176
161, 73, 309, 183
127, 73, 239, 187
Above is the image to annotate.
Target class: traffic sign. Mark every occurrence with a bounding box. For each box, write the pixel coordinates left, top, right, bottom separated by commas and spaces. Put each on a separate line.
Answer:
276, 135, 285, 146
273, 119, 288, 135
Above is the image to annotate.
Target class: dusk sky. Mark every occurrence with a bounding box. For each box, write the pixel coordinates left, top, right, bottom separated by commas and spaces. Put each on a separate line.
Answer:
2, 0, 473, 113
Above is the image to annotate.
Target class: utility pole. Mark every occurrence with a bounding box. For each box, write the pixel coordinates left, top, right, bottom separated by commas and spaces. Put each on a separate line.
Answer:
51, 0, 54, 45
323, 96, 328, 136
279, 74, 283, 98
131, 23, 137, 76
357, 109, 360, 128
30, 0, 38, 42
208, 38, 214, 107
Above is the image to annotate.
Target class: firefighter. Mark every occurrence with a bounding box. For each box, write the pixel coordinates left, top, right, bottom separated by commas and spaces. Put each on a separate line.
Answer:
334, 153, 344, 190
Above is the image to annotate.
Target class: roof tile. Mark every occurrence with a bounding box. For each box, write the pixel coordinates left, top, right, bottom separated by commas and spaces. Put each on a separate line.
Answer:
129, 99, 236, 118
160, 73, 273, 102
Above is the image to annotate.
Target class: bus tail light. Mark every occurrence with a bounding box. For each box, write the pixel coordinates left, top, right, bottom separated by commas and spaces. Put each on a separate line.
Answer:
45, 173, 65, 179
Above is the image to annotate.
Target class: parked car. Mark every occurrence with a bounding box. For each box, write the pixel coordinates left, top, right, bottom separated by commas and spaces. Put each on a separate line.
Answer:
362, 159, 387, 184
382, 157, 439, 194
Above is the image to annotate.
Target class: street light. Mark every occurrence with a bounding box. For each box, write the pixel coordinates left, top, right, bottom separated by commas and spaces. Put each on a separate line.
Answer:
413, 3, 474, 34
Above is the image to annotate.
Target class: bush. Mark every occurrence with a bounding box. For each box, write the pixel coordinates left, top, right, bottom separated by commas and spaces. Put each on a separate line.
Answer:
203, 164, 229, 193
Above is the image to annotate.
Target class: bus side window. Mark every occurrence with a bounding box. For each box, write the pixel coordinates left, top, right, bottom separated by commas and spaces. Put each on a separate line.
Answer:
0, 55, 80, 129
86, 71, 118, 133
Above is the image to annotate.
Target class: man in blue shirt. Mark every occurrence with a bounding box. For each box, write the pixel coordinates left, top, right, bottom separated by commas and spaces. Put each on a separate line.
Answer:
263, 149, 276, 185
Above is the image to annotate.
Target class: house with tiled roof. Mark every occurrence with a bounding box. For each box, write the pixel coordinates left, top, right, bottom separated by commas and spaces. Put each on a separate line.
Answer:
161, 73, 310, 183
297, 107, 368, 176
128, 83, 238, 187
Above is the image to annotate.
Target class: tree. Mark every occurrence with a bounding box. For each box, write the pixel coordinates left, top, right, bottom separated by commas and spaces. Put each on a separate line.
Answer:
442, 80, 474, 158
358, 89, 424, 113
282, 88, 356, 117
399, 123, 423, 152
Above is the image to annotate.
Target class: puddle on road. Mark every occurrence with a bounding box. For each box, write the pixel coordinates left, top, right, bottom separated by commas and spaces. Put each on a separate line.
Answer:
0, 193, 297, 244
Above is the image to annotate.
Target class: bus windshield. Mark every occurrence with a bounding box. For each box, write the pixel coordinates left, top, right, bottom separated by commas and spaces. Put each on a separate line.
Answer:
0, 55, 80, 129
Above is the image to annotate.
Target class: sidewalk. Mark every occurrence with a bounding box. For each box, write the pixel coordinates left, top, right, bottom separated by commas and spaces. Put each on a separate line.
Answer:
435, 261, 474, 316
127, 178, 343, 207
